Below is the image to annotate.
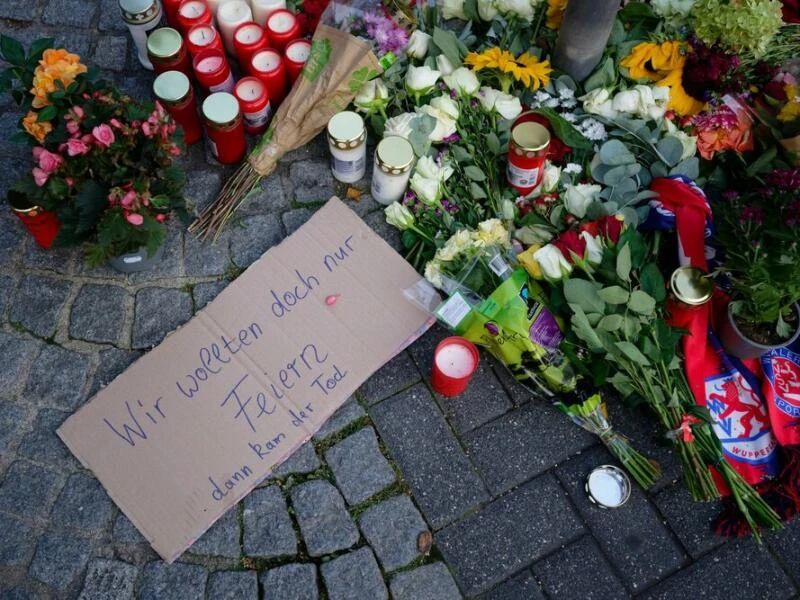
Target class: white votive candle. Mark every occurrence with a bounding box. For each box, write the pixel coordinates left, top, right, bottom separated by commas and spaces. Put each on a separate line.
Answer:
216, 0, 253, 55
250, 0, 286, 26
434, 343, 477, 378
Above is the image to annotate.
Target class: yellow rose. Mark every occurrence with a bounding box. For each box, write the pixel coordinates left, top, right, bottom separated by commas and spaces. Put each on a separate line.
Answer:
22, 111, 53, 143
517, 244, 543, 279
39, 48, 82, 68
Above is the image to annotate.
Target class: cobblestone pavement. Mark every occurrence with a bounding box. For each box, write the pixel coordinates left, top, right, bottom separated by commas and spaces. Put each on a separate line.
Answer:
4, 5, 800, 600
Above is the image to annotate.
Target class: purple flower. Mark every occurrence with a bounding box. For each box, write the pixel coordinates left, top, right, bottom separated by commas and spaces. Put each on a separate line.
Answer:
442, 133, 460, 144
739, 205, 765, 225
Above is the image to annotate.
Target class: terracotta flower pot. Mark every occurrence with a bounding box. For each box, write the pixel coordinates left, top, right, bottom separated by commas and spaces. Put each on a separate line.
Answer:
719, 303, 800, 359
108, 244, 165, 273
8, 190, 60, 249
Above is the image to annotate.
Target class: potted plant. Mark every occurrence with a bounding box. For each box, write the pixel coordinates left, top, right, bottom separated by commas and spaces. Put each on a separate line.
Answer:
711, 167, 800, 358
0, 35, 187, 270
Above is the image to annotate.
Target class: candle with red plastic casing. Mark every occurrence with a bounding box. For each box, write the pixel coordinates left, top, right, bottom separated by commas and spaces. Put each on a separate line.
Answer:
283, 38, 310, 83
177, 0, 212, 34
265, 9, 300, 53
147, 28, 193, 77
202, 92, 246, 164
250, 48, 287, 107
216, 0, 253, 55
234, 22, 269, 70
506, 120, 550, 195
186, 24, 224, 56
430, 337, 479, 396
161, 0, 183, 27
193, 48, 235, 94
153, 71, 203, 144
234, 77, 271, 134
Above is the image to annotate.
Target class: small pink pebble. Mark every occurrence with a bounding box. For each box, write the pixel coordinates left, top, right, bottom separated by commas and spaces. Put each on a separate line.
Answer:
325, 294, 340, 306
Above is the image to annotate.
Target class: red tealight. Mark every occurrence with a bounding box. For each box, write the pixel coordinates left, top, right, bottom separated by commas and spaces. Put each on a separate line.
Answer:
250, 48, 288, 108
234, 22, 270, 71
177, 0, 213, 35
265, 9, 300, 53
161, 0, 183, 28
193, 48, 235, 94
234, 76, 271, 134
284, 38, 310, 84
186, 24, 224, 56
430, 337, 480, 397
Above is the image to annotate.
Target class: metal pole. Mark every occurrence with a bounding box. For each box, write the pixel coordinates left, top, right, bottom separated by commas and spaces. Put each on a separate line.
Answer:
552, 0, 620, 82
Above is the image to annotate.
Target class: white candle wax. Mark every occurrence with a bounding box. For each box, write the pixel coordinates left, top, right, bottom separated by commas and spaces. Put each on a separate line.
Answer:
196, 55, 224, 73
216, 0, 253, 54
237, 80, 263, 100
235, 23, 263, 44
267, 10, 294, 33
189, 25, 216, 45
205, 0, 230, 15
250, 0, 286, 26
435, 344, 476, 378
180, 1, 206, 17
251, 49, 280, 72
285, 40, 310, 62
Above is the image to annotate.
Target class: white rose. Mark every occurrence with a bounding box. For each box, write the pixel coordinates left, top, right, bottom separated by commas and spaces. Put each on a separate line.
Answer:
444, 67, 480, 97
612, 89, 640, 115
430, 94, 460, 120
353, 79, 389, 113
477, 0, 499, 20
563, 183, 601, 218
416, 104, 458, 142
436, 54, 457, 76
441, 0, 467, 19
580, 88, 619, 120
541, 162, 561, 193
406, 30, 431, 60
533, 245, 572, 279
424, 260, 444, 288
410, 172, 443, 204
671, 128, 698, 160
406, 65, 441, 94
415, 155, 454, 182
580, 231, 603, 265
652, 85, 670, 105
494, 94, 522, 120
477, 87, 501, 112
496, 0, 533, 19
384, 202, 415, 230
383, 112, 416, 139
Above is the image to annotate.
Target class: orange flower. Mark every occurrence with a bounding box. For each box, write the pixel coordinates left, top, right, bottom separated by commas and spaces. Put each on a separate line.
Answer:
546, 0, 567, 29
30, 47, 87, 108
694, 107, 754, 160
22, 111, 53, 143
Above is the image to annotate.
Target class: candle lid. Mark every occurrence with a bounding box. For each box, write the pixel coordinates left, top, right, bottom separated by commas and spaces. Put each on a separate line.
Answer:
119, 0, 155, 14
511, 122, 550, 152
119, 0, 159, 22
585, 465, 631, 508
285, 39, 311, 62
267, 9, 296, 33
235, 22, 264, 42
670, 266, 713, 306
375, 136, 414, 174
327, 111, 365, 148
202, 92, 240, 125
251, 49, 281, 73
153, 70, 191, 102
147, 28, 183, 58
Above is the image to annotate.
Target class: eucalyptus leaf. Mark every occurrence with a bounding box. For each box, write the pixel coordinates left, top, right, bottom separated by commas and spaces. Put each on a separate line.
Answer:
598, 286, 630, 304
656, 135, 684, 168
599, 140, 635, 166
650, 161, 668, 178
669, 157, 699, 180
599, 314, 625, 332
620, 206, 640, 225
432, 27, 463, 67
586, 312, 603, 326
464, 166, 486, 181
628, 290, 656, 315
584, 56, 616, 93
604, 163, 641, 186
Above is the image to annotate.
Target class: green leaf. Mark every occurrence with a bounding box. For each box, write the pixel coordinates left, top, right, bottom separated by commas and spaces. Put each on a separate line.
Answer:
533, 108, 592, 150
451, 144, 472, 162
628, 289, 656, 315
656, 136, 684, 168
608, 372, 636, 397
74, 180, 109, 235
745, 145, 777, 177
463, 0, 479, 21
639, 262, 666, 302
616, 243, 631, 282
598, 314, 625, 332
598, 286, 630, 304
29, 38, 54, 60
569, 304, 605, 352
401, 229, 418, 249
622, 315, 642, 338
615, 341, 651, 365
486, 132, 501, 155
650, 161, 668, 178
603, 163, 641, 186
583, 57, 616, 92
433, 27, 463, 68
564, 278, 605, 314
0, 35, 25, 65
599, 140, 635, 166
669, 157, 699, 180
464, 166, 486, 181
469, 182, 487, 200
36, 106, 57, 122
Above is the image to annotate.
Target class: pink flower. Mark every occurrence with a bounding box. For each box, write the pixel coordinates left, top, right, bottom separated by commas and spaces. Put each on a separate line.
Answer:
142, 121, 152, 137
169, 144, 181, 156
66, 138, 90, 156
155, 213, 166, 223
73, 105, 84, 118
92, 124, 115, 148
120, 190, 136, 209
66, 120, 80, 135
36, 148, 63, 174
125, 212, 144, 226
65, 177, 75, 187
110, 118, 122, 128
32, 167, 49, 187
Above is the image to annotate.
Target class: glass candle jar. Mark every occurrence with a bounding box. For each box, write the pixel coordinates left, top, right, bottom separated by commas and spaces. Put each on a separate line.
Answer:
119, 0, 162, 69
177, 0, 213, 34
371, 136, 414, 205
161, 0, 183, 28
284, 39, 310, 84
193, 48, 235, 94
186, 24, 224, 56
327, 111, 367, 183
506, 121, 550, 196
250, 49, 287, 107
233, 22, 269, 70
153, 70, 203, 144
265, 9, 300, 52
216, 0, 253, 55
202, 92, 246, 164
147, 28, 193, 77
234, 76, 271, 134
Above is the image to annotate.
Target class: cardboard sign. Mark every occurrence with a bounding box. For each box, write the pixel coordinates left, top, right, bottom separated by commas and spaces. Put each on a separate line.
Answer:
58, 198, 433, 562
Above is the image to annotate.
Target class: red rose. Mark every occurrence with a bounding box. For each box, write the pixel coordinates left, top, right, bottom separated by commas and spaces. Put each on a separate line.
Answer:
552, 229, 586, 263
782, 0, 800, 23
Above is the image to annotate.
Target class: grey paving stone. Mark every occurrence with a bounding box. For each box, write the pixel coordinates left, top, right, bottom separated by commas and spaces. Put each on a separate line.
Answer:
767, 517, 800, 583
364, 209, 401, 251
369, 384, 488, 529
18, 407, 76, 467
193, 281, 228, 311
10, 275, 71, 338
491, 361, 534, 406
281, 132, 328, 163
407, 322, 451, 374
92, 36, 128, 72
182, 171, 223, 214
90, 348, 142, 397
325, 427, 396, 505
260, 563, 319, 600
290, 480, 359, 557
282, 208, 315, 235
185, 228, 231, 276
463, 402, 595, 495
359, 351, 420, 405
0, 587, 43, 600
390, 563, 463, 600
28, 531, 91, 591
112, 512, 147, 544
290, 159, 337, 204
208, 570, 258, 600
51, 473, 115, 534
120, 72, 154, 104
359, 495, 429, 571
0, 0, 38, 20
243, 486, 297, 558
0, 461, 60, 518
554, 446, 684, 591
321, 547, 388, 600
642, 539, 793, 600
477, 571, 544, 600
139, 561, 208, 600
653, 483, 727, 559
532, 536, 628, 600
132, 287, 193, 348
436, 475, 584, 596
128, 224, 183, 284
272, 441, 320, 477
313, 398, 365, 440
230, 214, 283, 268
42, 0, 98, 26
0, 512, 35, 567
24, 345, 91, 410
340, 192, 381, 218
69, 284, 128, 344
22, 239, 77, 273
188, 506, 240, 558
0, 214, 24, 266
0, 274, 15, 317
99, 0, 128, 31
78, 558, 137, 600
241, 172, 289, 214
0, 332, 39, 393
0, 400, 28, 456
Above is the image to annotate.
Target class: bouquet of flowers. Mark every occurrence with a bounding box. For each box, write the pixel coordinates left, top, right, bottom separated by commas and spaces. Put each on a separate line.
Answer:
0, 36, 187, 265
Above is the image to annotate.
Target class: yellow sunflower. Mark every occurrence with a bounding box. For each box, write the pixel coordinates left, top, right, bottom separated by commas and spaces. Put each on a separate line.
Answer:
464, 47, 551, 91
465, 47, 516, 72
513, 53, 552, 90
656, 67, 704, 117
778, 84, 800, 122
546, 0, 567, 29
620, 41, 684, 81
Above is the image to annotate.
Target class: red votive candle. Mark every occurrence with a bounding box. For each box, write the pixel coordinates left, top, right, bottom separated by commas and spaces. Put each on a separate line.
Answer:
250, 48, 287, 107
234, 76, 271, 134
9, 191, 60, 249
161, 0, 183, 28
506, 119, 550, 195
234, 22, 269, 70
284, 38, 310, 84
153, 71, 203, 144
177, 0, 213, 34
430, 337, 480, 397
193, 48, 235, 94
147, 28, 193, 77
202, 92, 246, 164
265, 9, 300, 52
186, 24, 224, 56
